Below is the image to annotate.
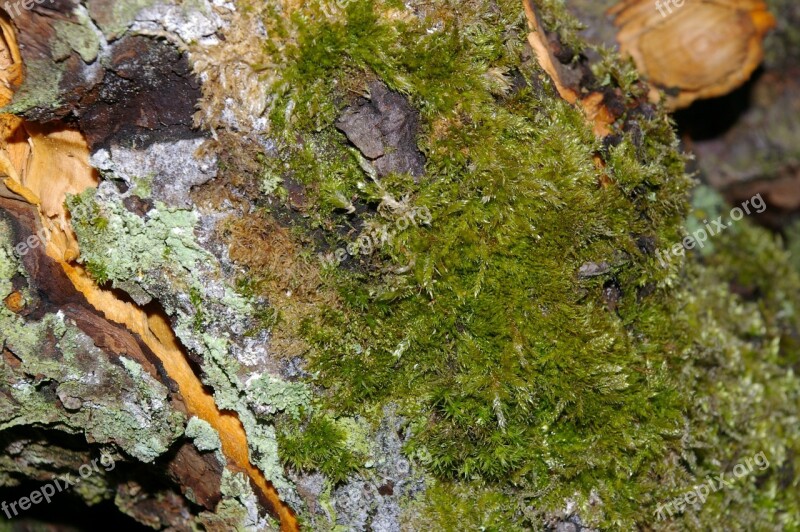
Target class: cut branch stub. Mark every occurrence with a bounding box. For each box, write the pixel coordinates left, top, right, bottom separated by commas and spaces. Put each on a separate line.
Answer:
609, 0, 776, 109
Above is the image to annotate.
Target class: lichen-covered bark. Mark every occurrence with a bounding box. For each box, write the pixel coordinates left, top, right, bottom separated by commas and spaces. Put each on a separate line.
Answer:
0, 0, 799, 531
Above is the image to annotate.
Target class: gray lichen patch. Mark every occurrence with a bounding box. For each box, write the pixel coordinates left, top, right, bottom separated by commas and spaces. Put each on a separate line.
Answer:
90, 138, 217, 208
67, 184, 212, 287
52, 8, 102, 64
1, 59, 65, 116
330, 409, 424, 531
86, 0, 159, 41
0, 302, 185, 463
0, 223, 183, 461
131, 0, 230, 47
0, 218, 19, 301
0, 439, 115, 506
246, 373, 311, 421
66, 181, 305, 505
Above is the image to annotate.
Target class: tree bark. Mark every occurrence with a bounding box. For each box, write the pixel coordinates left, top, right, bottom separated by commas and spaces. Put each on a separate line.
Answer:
1, 1, 799, 531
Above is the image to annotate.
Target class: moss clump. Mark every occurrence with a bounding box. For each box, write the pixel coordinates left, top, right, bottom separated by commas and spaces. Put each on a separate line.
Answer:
403, 482, 531, 531
276, 414, 364, 484
206, 0, 800, 527
764, 0, 800, 68
246, 0, 684, 515
223, 211, 337, 361
643, 187, 800, 529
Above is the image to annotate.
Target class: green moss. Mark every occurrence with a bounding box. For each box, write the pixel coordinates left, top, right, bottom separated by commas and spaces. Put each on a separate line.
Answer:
189, 285, 206, 331
266, 0, 686, 496
276, 414, 363, 483
218, 0, 800, 527
404, 481, 530, 531
764, 0, 800, 68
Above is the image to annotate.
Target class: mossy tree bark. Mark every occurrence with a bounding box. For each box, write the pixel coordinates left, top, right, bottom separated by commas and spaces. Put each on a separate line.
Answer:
0, 0, 799, 531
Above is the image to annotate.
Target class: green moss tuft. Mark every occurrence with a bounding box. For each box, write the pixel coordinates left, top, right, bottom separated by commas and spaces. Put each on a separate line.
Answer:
277, 414, 364, 483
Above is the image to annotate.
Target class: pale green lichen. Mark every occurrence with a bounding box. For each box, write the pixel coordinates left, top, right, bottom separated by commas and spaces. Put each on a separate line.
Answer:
67, 186, 304, 504
0, 218, 18, 300
87, 0, 156, 40
247, 373, 312, 421
1, 59, 64, 116
334, 417, 374, 467
185, 416, 222, 453
190, 332, 298, 503
0, 223, 185, 467
0, 442, 115, 506
52, 14, 101, 63
132, 173, 154, 199
197, 469, 280, 531
66, 189, 211, 286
